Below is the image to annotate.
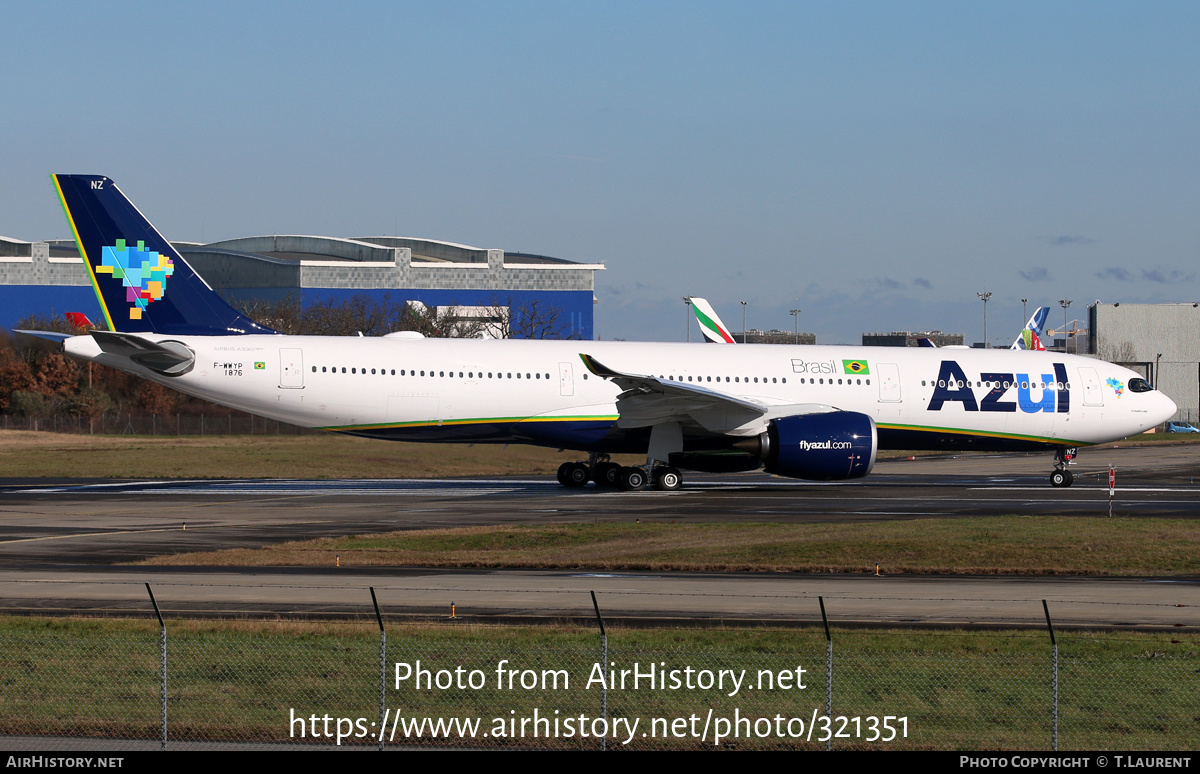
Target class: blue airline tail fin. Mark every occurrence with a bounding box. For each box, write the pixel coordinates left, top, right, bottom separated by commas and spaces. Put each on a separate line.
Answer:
1010, 306, 1050, 350
52, 174, 275, 335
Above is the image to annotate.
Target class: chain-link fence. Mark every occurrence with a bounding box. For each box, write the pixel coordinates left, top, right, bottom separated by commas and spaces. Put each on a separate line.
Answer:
0, 595, 1196, 751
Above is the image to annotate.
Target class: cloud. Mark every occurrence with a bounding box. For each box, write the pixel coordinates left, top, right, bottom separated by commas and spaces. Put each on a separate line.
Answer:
1142, 268, 1194, 283
1019, 267, 1051, 281
912, 277, 932, 289
1095, 267, 1133, 281
872, 276, 903, 290
1041, 235, 1095, 246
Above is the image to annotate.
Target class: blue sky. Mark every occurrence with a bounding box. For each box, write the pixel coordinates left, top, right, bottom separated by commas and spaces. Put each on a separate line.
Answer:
3, 1, 1198, 344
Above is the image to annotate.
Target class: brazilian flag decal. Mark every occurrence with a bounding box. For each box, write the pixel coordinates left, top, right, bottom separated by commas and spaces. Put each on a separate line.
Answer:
843, 359, 869, 375
254, 362, 266, 370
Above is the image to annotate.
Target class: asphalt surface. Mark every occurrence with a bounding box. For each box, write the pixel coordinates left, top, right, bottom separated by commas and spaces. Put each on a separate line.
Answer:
1, 444, 1198, 628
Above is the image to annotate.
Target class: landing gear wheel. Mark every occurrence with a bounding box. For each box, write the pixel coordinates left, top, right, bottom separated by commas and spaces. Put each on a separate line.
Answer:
594, 462, 620, 488
562, 461, 590, 488
1050, 469, 1074, 488
652, 466, 682, 491
556, 462, 572, 486
618, 466, 648, 491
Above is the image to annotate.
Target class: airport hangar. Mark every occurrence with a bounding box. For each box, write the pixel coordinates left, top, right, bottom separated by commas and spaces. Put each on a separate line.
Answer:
1087, 302, 1200, 424
0, 234, 603, 338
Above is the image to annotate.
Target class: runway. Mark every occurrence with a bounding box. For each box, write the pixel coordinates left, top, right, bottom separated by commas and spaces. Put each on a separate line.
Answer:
1, 444, 1198, 628
0, 565, 1196, 630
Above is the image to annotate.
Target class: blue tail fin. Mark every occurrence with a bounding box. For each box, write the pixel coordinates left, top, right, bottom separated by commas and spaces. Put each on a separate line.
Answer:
52, 174, 276, 335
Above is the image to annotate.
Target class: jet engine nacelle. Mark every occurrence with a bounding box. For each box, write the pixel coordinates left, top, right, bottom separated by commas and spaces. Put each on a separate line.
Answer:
754, 411, 877, 481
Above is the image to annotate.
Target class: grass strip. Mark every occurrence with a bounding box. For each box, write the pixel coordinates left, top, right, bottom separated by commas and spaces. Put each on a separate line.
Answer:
4, 429, 1195, 480
0, 429, 642, 479
0, 616, 1194, 750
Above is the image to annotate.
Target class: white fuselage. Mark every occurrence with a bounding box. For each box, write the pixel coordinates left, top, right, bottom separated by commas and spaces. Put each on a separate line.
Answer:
65, 334, 1176, 452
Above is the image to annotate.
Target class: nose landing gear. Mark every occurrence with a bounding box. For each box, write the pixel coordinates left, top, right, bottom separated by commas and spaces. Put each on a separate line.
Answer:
1050, 447, 1076, 487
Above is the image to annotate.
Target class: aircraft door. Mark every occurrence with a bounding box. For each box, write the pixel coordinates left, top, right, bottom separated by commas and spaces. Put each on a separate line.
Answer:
877, 363, 902, 402
1079, 367, 1104, 406
558, 362, 574, 396
279, 348, 304, 389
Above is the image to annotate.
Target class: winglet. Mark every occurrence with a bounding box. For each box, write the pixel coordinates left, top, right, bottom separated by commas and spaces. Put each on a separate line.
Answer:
579, 352, 621, 378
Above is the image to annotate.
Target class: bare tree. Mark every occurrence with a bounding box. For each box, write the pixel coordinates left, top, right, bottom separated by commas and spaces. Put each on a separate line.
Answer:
479, 296, 580, 340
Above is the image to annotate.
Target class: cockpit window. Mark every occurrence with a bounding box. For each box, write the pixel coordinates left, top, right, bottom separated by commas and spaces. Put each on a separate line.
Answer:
1128, 378, 1153, 393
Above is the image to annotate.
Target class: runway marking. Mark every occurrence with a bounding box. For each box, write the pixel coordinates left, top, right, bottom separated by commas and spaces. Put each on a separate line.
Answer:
0, 520, 333, 545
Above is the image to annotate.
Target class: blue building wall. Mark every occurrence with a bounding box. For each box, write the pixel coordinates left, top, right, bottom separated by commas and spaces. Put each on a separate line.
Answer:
221, 287, 595, 339
1, 286, 102, 330
2, 285, 593, 340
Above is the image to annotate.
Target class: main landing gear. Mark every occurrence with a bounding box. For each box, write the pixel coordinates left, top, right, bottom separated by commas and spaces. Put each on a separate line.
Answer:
555, 454, 683, 492
1050, 447, 1077, 488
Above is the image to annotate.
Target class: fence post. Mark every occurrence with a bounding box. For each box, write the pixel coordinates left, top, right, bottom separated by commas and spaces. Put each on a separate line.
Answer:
146, 583, 167, 751
819, 596, 832, 751
370, 587, 386, 751
591, 591, 608, 751
1043, 600, 1058, 751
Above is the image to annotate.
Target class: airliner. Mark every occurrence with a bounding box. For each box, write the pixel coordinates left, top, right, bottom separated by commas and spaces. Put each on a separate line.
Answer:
24, 175, 1176, 492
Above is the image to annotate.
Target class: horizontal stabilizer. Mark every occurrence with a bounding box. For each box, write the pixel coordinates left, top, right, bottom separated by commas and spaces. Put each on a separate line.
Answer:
91, 331, 195, 376
13, 329, 73, 345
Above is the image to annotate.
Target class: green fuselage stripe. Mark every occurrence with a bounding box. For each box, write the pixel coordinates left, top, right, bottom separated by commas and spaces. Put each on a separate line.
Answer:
317, 414, 620, 432
876, 422, 1086, 446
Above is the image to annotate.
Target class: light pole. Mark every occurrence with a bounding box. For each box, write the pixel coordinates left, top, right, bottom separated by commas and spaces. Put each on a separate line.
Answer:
789, 309, 801, 344
977, 292, 992, 348
683, 297, 692, 342
1021, 298, 1028, 326
740, 301, 747, 344
1059, 300, 1072, 352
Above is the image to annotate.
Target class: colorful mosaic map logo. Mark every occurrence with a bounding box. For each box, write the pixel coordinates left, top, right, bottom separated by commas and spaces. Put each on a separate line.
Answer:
1106, 377, 1125, 398
97, 239, 175, 320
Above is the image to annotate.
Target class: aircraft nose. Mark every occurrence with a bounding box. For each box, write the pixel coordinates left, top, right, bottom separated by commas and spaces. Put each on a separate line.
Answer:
1158, 391, 1178, 424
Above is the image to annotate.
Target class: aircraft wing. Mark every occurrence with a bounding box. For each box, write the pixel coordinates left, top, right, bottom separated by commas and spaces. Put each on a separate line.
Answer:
579, 353, 834, 434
